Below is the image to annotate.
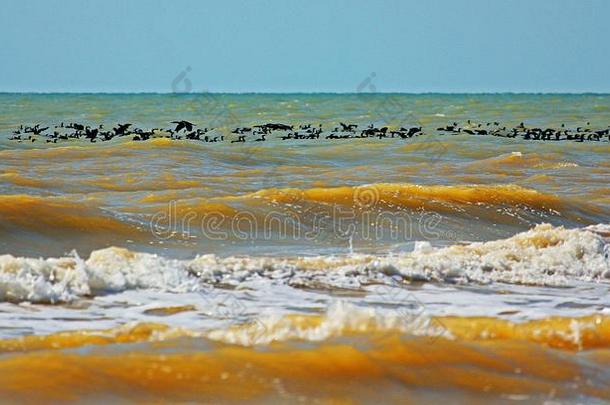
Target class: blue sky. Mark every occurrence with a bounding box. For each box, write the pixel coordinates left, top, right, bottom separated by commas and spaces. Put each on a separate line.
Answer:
1, 0, 609, 93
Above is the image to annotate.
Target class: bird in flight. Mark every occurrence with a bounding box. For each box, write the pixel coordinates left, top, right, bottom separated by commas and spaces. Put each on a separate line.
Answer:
113, 123, 132, 135
171, 120, 196, 132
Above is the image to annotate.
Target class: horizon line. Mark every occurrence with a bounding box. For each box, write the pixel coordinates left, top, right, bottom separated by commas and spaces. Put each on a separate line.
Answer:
1, 91, 610, 96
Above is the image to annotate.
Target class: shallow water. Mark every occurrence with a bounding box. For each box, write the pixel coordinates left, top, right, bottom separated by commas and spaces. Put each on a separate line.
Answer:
0, 93, 609, 402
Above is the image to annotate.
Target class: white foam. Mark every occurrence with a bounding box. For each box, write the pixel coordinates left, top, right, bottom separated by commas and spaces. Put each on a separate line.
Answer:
370, 223, 610, 285
0, 247, 199, 303
0, 224, 608, 303
205, 300, 449, 345
0, 255, 89, 302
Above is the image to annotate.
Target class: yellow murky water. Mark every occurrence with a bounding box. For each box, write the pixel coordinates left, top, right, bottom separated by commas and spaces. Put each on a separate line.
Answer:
0, 94, 608, 402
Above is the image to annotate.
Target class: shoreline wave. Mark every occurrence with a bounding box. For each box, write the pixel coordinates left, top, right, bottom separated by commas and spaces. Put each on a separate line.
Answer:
2, 303, 610, 352
0, 223, 607, 303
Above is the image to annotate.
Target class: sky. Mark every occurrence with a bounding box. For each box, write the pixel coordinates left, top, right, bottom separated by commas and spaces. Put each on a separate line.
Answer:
1, 0, 609, 93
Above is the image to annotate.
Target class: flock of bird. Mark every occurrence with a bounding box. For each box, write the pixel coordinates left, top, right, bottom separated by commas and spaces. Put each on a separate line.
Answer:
6, 121, 424, 144
437, 120, 610, 142
6, 120, 610, 144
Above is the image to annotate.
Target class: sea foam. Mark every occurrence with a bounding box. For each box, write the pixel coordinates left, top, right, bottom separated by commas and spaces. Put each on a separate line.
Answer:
0, 224, 608, 303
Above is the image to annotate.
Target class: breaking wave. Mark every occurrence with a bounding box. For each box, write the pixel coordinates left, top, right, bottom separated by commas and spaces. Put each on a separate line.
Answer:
0, 224, 608, 303
2, 301, 610, 351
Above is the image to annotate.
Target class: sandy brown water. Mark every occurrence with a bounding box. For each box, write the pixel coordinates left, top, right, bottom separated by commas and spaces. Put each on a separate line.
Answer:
0, 93, 608, 402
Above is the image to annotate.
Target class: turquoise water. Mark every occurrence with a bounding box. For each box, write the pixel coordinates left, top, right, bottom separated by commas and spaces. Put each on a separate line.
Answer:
2, 93, 610, 135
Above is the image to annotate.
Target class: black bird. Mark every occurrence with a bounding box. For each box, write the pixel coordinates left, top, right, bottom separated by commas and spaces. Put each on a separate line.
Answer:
101, 131, 115, 141
270, 123, 293, 131
84, 128, 99, 141
400, 127, 421, 137
113, 123, 132, 135
24, 124, 48, 135
232, 127, 252, 134
185, 131, 200, 140
31, 125, 49, 135
255, 123, 292, 131
172, 120, 196, 132
339, 122, 357, 132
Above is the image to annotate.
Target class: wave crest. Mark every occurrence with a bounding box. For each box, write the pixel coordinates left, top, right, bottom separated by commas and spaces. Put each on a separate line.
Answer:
0, 224, 608, 303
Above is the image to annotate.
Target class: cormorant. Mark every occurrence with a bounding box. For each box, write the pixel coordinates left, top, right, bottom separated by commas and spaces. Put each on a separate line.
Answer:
172, 120, 196, 132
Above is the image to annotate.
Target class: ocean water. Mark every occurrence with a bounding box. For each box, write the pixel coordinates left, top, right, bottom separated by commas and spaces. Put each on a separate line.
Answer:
0, 93, 609, 402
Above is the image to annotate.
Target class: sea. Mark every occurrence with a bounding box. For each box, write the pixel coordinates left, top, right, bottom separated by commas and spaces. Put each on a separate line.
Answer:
0, 93, 609, 402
